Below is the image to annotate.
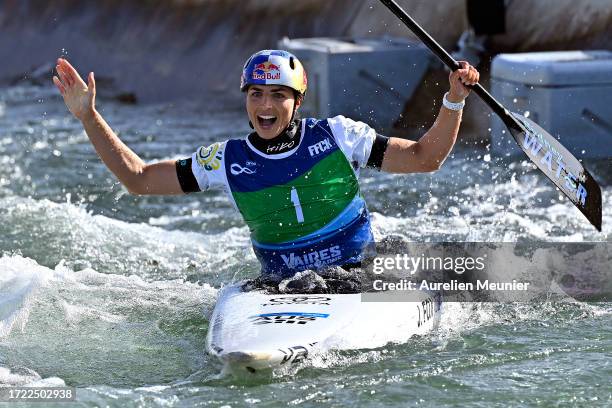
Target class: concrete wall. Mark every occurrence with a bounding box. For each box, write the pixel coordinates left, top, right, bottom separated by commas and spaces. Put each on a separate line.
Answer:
1, 0, 610, 138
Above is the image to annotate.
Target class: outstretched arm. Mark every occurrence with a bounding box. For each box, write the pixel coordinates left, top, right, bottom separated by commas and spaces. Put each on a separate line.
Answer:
53, 58, 183, 195
381, 61, 480, 174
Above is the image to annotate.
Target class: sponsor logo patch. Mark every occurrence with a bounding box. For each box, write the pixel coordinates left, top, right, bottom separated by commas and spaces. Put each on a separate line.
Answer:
252, 61, 281, 81
266, 140, 296, 154
262, 296, 332, 307
281, 245, 342, 269
520, 119, 587, 206
196, 143, 222, 171
230, 163, 256, 175
279, 345, 312, 365
249, 312, 329, 325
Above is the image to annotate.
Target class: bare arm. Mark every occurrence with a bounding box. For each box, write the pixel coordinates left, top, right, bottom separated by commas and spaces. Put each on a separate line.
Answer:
53, 58, 183, 195
381, 61, 480, 174
79, 110, 183, 195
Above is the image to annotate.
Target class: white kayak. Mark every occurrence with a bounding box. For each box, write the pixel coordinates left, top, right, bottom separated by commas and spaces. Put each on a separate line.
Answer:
206, 283, 442, 374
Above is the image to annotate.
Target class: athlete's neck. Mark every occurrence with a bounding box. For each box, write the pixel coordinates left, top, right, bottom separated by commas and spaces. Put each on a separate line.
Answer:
248, 120, 301, 155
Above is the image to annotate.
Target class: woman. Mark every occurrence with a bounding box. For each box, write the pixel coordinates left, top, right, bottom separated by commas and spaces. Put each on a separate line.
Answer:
53, 49, 479, 281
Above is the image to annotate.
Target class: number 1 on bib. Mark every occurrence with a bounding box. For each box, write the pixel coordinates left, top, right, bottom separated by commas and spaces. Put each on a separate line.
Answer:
290, 187, 305, 223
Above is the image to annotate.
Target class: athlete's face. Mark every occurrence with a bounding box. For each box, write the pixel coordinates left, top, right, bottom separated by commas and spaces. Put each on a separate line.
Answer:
246, 85, 301, 139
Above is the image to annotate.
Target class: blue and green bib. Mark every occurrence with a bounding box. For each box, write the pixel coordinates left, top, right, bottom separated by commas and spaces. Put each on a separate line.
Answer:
223, 118, 375, 276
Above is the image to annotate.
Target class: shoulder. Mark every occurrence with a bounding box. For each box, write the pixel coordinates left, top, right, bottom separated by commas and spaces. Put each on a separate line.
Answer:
302, 117, 324, 128
195, 136, 250, 158
325, 115, 374, 137
302, 116, 363, 135
326, 115, 363, 128
188, 141, 229, 191
325, 115, 375, 140
193, 141, 229, 175
326, 115, 354, 128
322, 116, 377, 168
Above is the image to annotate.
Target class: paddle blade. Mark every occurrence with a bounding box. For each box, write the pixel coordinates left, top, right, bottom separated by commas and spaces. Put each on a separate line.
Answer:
504, 112, 602, 231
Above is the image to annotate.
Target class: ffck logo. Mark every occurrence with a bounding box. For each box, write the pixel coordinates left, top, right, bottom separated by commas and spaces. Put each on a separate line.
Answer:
308, 138, 333, 157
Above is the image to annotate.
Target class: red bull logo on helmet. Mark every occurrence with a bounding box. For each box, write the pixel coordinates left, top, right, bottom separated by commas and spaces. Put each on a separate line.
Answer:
252, 61, 281, 81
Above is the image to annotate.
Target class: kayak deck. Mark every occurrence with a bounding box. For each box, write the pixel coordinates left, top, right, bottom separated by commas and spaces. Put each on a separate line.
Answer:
206, 283, 442, 374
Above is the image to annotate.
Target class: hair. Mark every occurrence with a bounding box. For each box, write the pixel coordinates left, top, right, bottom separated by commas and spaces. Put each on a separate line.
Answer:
293, 91, 304, 120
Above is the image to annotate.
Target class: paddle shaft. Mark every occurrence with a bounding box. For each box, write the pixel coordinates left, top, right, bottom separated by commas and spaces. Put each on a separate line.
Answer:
379, 0, 510, 122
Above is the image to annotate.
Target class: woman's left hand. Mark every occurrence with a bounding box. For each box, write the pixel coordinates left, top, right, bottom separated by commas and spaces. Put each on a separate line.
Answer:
447, 61, 480, 102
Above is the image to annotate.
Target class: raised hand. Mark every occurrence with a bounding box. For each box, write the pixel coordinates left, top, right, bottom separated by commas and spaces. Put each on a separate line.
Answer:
448, 61, 480, 102
52, 58, 96, 122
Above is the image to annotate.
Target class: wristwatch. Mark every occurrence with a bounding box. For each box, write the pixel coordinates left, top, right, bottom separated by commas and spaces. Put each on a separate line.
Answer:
443, 92, 465, 111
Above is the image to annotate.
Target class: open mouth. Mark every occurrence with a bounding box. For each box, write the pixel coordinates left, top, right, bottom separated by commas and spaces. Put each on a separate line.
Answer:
257, 115, 277, 128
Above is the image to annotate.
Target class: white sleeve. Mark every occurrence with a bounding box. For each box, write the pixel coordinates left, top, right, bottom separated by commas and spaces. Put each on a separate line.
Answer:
326, 115, 376, 168
190, 141, 227, 191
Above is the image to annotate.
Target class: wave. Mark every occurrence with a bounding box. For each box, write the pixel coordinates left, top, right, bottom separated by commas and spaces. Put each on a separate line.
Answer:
0, 253, 219, 386
0, 196, 255, 283
0, 253, 218, 333
368, 174, 611, 242
0, 256, 51, 338
0, 366, 66, 388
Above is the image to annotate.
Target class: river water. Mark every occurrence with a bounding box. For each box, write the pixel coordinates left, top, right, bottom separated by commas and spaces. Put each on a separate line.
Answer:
0, 84, 610, 407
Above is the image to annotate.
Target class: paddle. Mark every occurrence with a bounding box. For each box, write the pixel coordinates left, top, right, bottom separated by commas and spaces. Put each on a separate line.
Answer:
378, 0, 602, 231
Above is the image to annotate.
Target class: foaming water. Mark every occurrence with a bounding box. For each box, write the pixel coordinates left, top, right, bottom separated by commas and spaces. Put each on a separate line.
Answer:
0, 366, 66, 388
0, 254, 218, 387
0, 196, 254, 283
0, 256, 50, 338
0, 84, 610, 406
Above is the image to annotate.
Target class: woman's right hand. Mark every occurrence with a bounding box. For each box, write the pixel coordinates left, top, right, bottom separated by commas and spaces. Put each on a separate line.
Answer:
53, 58, 96, 122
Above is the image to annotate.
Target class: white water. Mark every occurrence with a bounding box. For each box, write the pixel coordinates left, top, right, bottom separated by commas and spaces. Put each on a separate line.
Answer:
0, 84, 609, 406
